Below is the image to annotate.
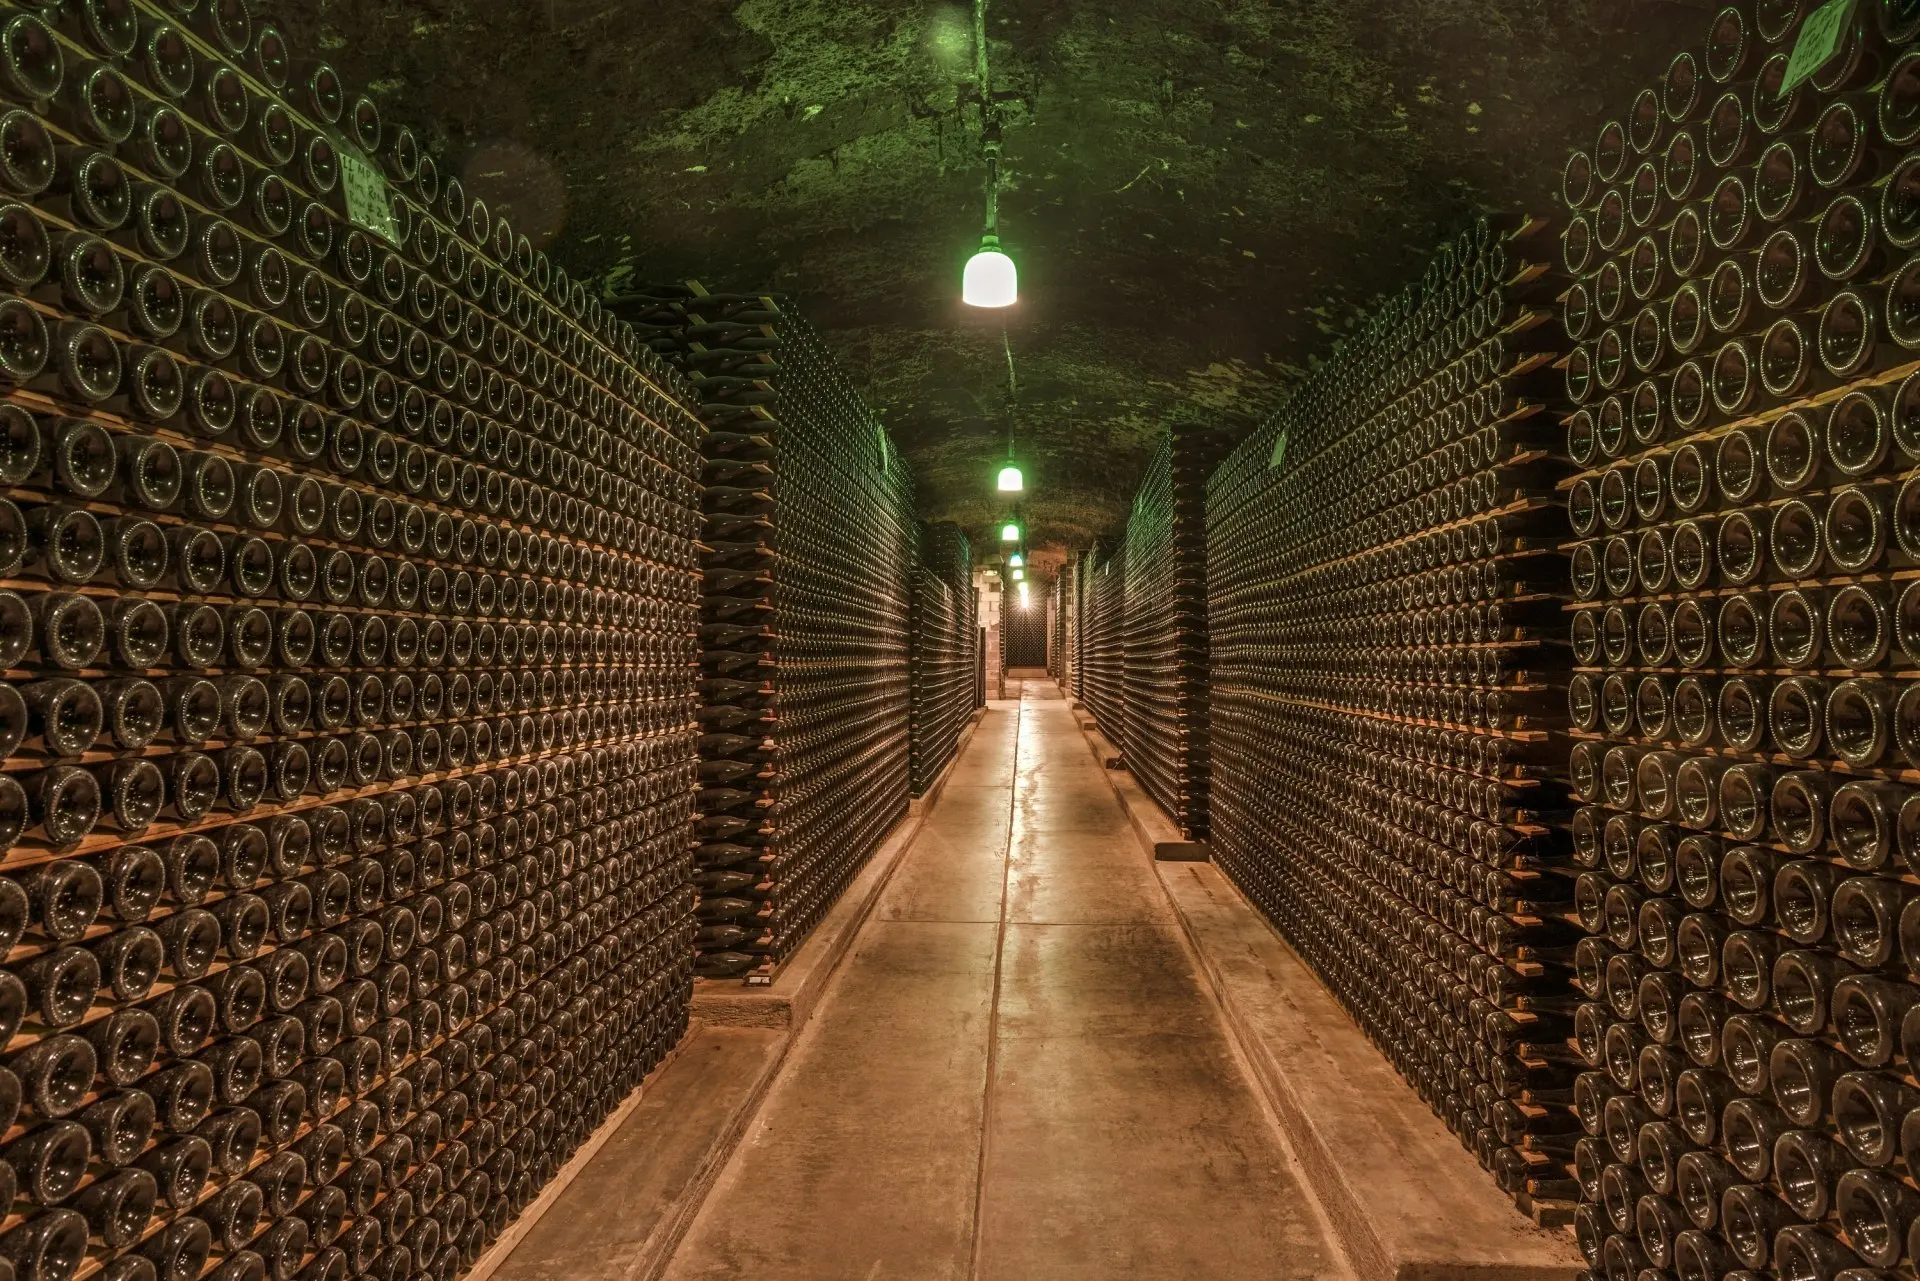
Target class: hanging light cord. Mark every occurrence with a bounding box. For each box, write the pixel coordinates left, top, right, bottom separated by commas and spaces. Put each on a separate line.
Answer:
1003, 329, 1017, 461
974, 0, 990, 91
975, 0, 1000, 238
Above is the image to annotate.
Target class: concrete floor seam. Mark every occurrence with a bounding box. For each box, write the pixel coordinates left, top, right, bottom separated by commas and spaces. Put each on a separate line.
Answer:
965, 696, 1021, 1281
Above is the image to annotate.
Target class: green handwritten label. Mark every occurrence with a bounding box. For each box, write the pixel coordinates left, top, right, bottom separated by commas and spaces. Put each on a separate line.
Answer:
1782, 0, 1855, 93
339, 147, 400, 244
1268, 429, 1290, 469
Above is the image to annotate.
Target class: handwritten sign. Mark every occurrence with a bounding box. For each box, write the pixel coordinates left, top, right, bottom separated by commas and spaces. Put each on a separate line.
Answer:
1782, 0, 1856, 94
339, 147, 401, 244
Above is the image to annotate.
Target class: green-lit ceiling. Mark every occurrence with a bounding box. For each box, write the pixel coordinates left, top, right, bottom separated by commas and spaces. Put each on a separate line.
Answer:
286, 0, 1710, 560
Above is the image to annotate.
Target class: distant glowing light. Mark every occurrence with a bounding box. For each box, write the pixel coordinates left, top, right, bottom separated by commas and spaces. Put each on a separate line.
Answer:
964, 236, 1018, 308
1018, 581, 1031, 607
997, 464, 1024, 493
1012, 568, 1025, 581
1000, 522, 1021, 543
1008, 553, 1024, 568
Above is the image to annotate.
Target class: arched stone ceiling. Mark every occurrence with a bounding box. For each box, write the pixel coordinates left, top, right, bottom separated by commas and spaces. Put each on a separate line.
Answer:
286, 0, 1712, 553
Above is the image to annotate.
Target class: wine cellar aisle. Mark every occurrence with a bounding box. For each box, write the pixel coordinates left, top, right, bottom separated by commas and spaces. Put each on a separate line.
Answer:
18, 0, 1920, 1278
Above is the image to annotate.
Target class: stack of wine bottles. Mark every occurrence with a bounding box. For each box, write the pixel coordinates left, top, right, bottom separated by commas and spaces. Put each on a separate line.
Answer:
999, 595, 1046, 670
1052, 564, 1067, 691
1560, 4, 1920, 1276
1069, 549, 1095, 705
609, 287, 915, 982
1206, 218, 1579, 1218
0, 2, 707, 1280
1119, 428, 1234, 838
1063, 562, 1078, 691
1079, 544, 1126, 741
909, 521, 973, 796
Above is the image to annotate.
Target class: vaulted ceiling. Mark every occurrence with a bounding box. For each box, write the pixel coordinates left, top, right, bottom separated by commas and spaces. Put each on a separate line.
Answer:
285, 0, 1712, 559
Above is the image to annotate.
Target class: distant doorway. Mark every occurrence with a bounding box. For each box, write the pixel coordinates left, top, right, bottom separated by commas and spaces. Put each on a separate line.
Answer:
1004, 609, 1048, 668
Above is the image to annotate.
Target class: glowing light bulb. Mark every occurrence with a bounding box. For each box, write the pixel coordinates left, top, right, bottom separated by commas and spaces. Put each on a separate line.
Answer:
1000, 522, 1021, 543
964, 236, 1018, 308
997, 464, 1024, 492
1008, 553, 1024, 568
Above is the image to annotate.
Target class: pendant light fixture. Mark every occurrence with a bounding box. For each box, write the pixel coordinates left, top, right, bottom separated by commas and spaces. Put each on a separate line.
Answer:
996, 412, 1023, 493
964, 232, 1017, 308
962, 0, 1016, 308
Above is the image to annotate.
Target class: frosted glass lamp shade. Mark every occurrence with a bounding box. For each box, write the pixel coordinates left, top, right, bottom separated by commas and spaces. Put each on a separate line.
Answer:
964, 238, 1018, 308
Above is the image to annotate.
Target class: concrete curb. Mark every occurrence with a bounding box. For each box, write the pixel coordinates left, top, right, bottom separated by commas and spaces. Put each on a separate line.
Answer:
622, 1028, 789, 1281
465, 1031, 702, 1281
1067, 699, 1581, 1281
481, 710, 991, 1280
690, 706, 988, 1030
1069, 716, 1181, 865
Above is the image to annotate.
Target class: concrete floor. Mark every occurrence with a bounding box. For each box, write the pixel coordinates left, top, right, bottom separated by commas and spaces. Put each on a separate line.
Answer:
658, 674, 1350, 1281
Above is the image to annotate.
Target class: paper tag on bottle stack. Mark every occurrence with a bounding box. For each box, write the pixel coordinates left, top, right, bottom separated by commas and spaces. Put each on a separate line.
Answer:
1782, 0, 1855, 93
339, 147, 402, 245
